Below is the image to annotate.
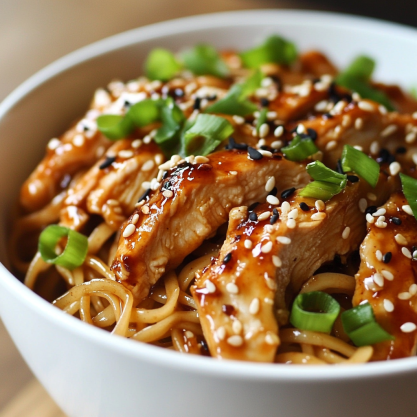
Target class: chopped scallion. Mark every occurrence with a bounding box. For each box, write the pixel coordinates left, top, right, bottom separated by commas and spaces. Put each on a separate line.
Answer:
299, 180, 344, 201
400, 173, 417, 220
144, 48, 181, 81
39, 225, 88, 270
282, 136, 318, 162
290, 291, 340, 334
127, 99, 161, 127
306, 160, 347, 187
256, 108, 268, 134
96, 114, 134, 140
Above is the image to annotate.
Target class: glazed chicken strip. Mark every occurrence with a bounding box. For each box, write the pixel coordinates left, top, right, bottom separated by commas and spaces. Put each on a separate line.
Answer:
61, 139, 161, 230
111, 149, 310, 300
193, 174, 396, 362
353, 192, 417, 360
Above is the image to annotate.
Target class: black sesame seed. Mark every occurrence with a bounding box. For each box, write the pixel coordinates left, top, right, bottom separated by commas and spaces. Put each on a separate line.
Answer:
323, 113, 334, 119
248, 202, 259, 211
392, 217, 402, 225
328, 82, 341, 103
193, 97, 201, 110
382, 252, 392, 264
273, 208, 279, 215
123, 100, 132, 108
260, 97, 270, 107
137, 188, 151, 203
222, 304, 235, 315
268, 186, 278, 197
270, 214, 279, 224
281, 187, 296, 199
260, 145, 269, 151
174, 88, 184, 97
249, 212, 258, 221
336, 160, 344, 175
299, 202, 310, 211
223, 252, 232, 264
200, 339, 209, 352
306, 128, 317, 141
99, 155, 116, 170
377, 148, 395, 164
248, 146, 263, 160
396, 146, 407, 154
162, 171, 169, 180
347, 175, 359, 183
365, 206, 378, 215
228, 137, 248, 150
163, 181, 171, 190
206, 94, 217, 101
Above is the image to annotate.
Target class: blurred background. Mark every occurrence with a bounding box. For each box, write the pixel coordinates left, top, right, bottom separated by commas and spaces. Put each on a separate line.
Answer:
0, 0, 415, 415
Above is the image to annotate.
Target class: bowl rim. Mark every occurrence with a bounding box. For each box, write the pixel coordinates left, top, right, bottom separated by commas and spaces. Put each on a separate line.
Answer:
2, 9, 417, 382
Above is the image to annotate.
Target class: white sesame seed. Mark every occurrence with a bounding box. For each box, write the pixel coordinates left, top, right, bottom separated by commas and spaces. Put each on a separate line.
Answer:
286, 219, 296, 229
381, 270, 394, 281
227, 335, 243, 346
47, 138, 60, 150
232, 115, 245, 125
131, 213, 139, 225
264, 297, 274, 304
373, 272, 384, 287
413, 250, 417, 260
229, 171, 238, 176
389, 161, 401, 176
369, 141, 380, 155
73, 134, 85, 147
378, 105, 388, 115
326, 140, 337, 151
395, 233, 408, 246
141, 205, 150, 214
366, 213, 375, 223
195, 155, 209, 164
265, 276, 277, 290
358, 198, 367, 213
376, 250, 383, 261
280, 201, 290, 215
217, 326, 226, 341
367, 193, 377, 201
412, 154, 417, 166
259, 123, 270, 138
107, 199, 119, 206
226, 282, 239, 294
162, 190, 174, 198
274, 125, 284, 137
141, 159, 155, 172
143, 135, 152, 144
400, 322, 416, 333
118, 150, 134, 159
266, 195, 280, 205
288, 209, 298, 219
205, 280, 216, 294
406, 131, 417, 144
383, 299, 394, 312
171, 154, 181, 164
355, 118, 364, 130
342, 226, 351, 239
265, 176, 276, 192
244, 239, 252, 249
265, 332, 279, 345
311, 212, 327, 221
258, 212, 271, 222
232, 320, 243, 334
297, 124, 306, 134
330, 100, 347, 115
271, 140, 283, 149
272, 255, 282, 267
267, 111, 278, 120
158, 161, 173, 171
257, 139, 266, 148
258, 150, 273, 157
157, 170, 164, 182
261, 241, 273, 253
358, 101, 375, 112
249, 298, 260, 315
413, 112, 417, 120
315, 100, 329, 111
402, 205, 413, 216
315, 200, 325, 212
381, 124, 398, 137
277, 236, 291, 244
398, 292, 412, 300
375, 220, 387, 228
185, 331, 194, 339
402, 247, 412, 259
123, 223, 136, 238
372, 208, 386, 217
410, 284, 417, 295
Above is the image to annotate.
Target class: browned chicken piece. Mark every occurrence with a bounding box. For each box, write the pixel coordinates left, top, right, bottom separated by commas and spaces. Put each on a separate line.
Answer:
193, 174, 397, 362
373, 83, 417, 114
62, 139, 161, 230
111, 149, 311, 300
353, 192, 417, 360
299, 51, 338, 78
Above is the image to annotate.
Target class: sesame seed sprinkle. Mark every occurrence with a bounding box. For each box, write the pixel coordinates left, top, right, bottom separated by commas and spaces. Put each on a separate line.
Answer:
205, 280, 216, 294
277, 236, 291, 245
266, 195, 280, 205
232, 320, 243, 334
264, 298, 274, 304
381, 270, 394, 281
162, 190, 174, 198
375, 250, 383, 261
398, 292, 412, 300
131, 213, 139, 225
367, 193, 377, 201
280, 201, 291, 215
99, 155, 116, 170
311, 212, 327, 221
373, 273, 384, 287
383, 252, 392, 263
265, 276, 277, 290
244, 239, 252, 249
402, 247, 412, 259
359, 198, 367, 213
227, 335, 243, 347
258, 212, 271, 221
395, 234, 408, 246
383, 299, 394, 312
358, 101, 375, 112
406, 132, 417, 144
410, 284, 417, 295
259, 123, 270, 138
265, 332, 279, 345
232, 115, 245, 125
272, 255, 282, 267
274, 125, 284, 137
271, 140, 283, 149
355, 118, 364, 130
381, 124, 398, 137
118, 150, 134, 159
366, 213, 375, 224
315, 200, 325, 212
195, 155, 209, 164
342, 226, 350, 239
73, 134, 85, 147
223, 252, 232, 264
326, 140, 337, 151
389, 161, 401, 176
249, 298, 260, 315
217, 327, 226, 341
400, 322, 416, 333
123, 223, 136, 238
141, 205, 150, 214
402, 205, 413, 216
185, 331, 194, 339
141, 159, 155, 172
286, 219, 296, 229
370, 141, 380, 155
265, 176, 276, 192
372, 208, 386, 217
226, 282, 239, 294
248, 146, 263, 160
261, 241, 273, 253
132, 139, 142, 148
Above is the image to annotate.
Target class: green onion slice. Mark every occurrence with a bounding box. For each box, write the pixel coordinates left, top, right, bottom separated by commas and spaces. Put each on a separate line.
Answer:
400, 173, 417, 220
96, 114, 134, 140
181, 114, 234, 156
336, 56, 394, 111
144, 48, 181, 81
290, 291, 341, 334
306, 161, 347, 187
240, 35, 298, 68
181, 44, 229, 78
127, 99, 161, 127
39, 225, 88, 270
282, 136, 319, 162
256, 108, 268, 134
341, 145, 380, 188
299, 180, 344, 202
341, 303, 394, 346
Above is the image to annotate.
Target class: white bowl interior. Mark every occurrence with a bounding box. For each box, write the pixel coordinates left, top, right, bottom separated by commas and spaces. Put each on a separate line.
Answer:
1, 10, 417, 417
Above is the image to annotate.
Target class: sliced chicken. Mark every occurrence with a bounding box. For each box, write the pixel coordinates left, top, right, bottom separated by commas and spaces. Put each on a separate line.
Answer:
353, 192, 417, 360
193, 173, 396, 362
111, 149, 311, 300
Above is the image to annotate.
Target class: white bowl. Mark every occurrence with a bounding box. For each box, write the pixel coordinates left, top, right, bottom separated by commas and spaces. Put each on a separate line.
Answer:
1, 10, 417, 417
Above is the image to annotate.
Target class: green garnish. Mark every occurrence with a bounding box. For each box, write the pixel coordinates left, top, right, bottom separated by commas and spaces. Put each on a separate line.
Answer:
96, 114, 134, 140
299, 180, 345, 201
39, 225, 88, 270
128, 99, 161, 127
144, 48, 182, 81
306, 161, 347, 187
282, 135, 318, 162
240, 35, 297, 68
290, 291, 341, 334
182, 44, 229, 78
256, 108, 268, 134
400, 173, 417, 220
341, 145, 380, 188
341, 303, 394, 347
